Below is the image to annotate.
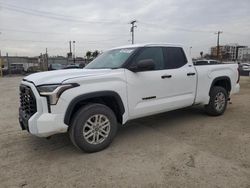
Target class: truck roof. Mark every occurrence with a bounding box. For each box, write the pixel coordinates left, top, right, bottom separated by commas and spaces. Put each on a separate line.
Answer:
110, 43, 184, 50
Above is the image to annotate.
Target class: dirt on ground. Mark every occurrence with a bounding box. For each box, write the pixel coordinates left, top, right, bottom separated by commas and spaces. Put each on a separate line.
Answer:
0, 76, 249, 188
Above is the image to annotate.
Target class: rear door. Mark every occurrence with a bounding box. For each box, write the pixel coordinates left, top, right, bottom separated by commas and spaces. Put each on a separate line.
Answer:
161, 47, 197, 107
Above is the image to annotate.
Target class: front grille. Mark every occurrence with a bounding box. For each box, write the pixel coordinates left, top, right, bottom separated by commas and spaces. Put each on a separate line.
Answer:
20, 84, 37, 120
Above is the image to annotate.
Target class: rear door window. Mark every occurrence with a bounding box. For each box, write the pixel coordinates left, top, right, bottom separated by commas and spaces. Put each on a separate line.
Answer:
163, 47, 187, 69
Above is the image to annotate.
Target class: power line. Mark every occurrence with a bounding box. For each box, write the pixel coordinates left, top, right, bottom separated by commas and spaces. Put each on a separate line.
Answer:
140, 21, 250, 37
140, 21, 215, 34
0, 2, 125, 25
0, 28, 65, 35
0, 2, 84, 20
1, 6, 109, 24
0, 36, 128, 44
0, 39, 65, 43
1, 2, 248, 37
222, 31, 249, 37
0, 27, 130, 37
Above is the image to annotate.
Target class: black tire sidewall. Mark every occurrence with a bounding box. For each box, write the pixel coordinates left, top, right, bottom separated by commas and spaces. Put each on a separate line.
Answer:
70, 104, 117, 152
207, 86, 228, 115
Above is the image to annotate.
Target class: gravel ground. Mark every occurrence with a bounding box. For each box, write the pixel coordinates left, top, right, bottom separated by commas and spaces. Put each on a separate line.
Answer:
0, 76, 249, 188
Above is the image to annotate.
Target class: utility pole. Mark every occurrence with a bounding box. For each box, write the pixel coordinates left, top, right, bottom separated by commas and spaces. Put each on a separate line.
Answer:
68, 41, 72, 65
45, 48, 48, 71
215, 31, 223, 59
130, 20, 137, 44
73, 41, 76, 64
38, 54, 41, 70
69, 41, 72, 54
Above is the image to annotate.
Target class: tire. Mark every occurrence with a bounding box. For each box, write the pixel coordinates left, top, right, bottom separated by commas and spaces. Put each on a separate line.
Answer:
205, 86, 228, 116
69, 103, 118, 153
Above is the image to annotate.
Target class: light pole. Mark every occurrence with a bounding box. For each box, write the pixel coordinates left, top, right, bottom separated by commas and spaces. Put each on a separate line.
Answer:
189, 46, 192, 56
73, 41, 76, 64
130, 20, 137, 44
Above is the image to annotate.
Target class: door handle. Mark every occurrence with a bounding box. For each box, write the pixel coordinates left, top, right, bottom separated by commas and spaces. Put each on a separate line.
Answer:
187, 72, 196, 76
161, 75, 172, 79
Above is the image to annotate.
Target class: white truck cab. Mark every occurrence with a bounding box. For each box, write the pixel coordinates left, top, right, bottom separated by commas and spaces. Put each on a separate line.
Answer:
19, 43, 240, 152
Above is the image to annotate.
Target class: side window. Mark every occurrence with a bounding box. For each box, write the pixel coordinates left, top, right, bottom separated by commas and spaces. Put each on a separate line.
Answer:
164, 47, 187, 69
133, 47, 165, 70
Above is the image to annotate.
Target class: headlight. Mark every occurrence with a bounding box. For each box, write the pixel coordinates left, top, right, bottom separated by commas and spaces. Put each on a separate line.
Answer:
37, 83, 79, 105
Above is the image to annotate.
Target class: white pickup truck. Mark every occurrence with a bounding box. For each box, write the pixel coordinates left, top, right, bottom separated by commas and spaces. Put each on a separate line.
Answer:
19, 44, 240, 152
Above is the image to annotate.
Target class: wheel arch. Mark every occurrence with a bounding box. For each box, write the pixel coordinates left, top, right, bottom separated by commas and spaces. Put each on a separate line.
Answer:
209, 76, 231, 95
64, 91, 125, 126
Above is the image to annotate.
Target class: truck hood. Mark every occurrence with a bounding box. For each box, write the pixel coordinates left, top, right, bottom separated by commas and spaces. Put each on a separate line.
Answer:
23, 69, 113, 86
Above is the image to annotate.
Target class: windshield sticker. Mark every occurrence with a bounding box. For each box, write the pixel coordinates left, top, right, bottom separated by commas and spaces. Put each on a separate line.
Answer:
119, 49, 134, 53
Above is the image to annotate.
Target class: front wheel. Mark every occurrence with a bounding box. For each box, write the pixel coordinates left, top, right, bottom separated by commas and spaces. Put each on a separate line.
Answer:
69, 103, 118, 152
205, 86, 228, 116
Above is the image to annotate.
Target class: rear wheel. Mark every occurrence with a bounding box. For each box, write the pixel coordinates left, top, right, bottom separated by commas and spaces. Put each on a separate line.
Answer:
205, 86, 228, 116
69, 103, 118, 152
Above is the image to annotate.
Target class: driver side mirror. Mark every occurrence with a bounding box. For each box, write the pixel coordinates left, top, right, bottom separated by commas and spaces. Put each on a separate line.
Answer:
129, 59, 155, 72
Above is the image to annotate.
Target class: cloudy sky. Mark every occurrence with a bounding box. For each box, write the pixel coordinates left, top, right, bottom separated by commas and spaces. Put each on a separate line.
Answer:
0, 0, 250, 57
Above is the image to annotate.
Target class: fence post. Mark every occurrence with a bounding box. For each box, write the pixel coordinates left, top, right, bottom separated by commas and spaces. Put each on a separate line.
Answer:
7, 53, 11, 76
0, 57, 2, 78
0, 51, 2, 77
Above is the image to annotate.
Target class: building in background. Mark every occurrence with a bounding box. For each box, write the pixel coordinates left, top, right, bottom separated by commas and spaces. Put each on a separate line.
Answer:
49, 56, 68, 65
238, 47, 250, 61
236, 46, 247, 60
211, 46, 224, 59
210, 44, 247, 61
0, 52, 90, 75
1, 56, 39, 72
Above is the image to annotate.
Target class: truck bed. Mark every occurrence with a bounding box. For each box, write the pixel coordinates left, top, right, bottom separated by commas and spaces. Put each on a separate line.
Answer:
194, 63, 239, 105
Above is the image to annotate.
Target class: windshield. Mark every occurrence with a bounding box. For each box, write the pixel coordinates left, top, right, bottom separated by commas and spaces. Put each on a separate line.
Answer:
85, 48, 136, 69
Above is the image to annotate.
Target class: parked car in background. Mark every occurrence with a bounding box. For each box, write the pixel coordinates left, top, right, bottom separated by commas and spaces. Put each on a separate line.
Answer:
193, 59, 221, 65
1, 65, 8, 75
9, 63, 25, 74
240, 63, 250, 71
49, 63, 64, 71
26, 66, 40, 73
63, 64, 81, 69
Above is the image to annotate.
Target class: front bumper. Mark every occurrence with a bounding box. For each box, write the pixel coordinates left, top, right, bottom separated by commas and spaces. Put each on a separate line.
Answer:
19, 81, 68, 137
19, 107, 29, 131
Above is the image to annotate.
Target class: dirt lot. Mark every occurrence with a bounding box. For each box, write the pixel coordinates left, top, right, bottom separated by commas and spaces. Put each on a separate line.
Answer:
0, 76, 249, 188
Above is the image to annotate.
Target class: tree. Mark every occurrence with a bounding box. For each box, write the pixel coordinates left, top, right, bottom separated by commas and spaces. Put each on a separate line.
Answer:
200, 51, 203, 58
86, 51, 92, 62
203, 53, 211, 59
92, 50, 100, 58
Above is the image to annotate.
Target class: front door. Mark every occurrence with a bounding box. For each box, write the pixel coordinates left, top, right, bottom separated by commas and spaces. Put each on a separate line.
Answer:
125, 46, 196, 119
